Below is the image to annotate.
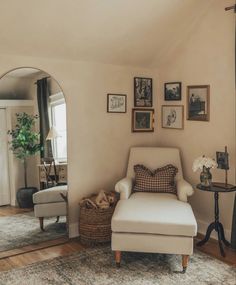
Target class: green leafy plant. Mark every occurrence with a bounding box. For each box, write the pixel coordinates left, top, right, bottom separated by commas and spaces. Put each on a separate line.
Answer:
8, 112, 41, 188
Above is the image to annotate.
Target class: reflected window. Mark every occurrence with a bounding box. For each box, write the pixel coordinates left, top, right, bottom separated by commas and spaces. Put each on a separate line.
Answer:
49, 93, 67, 162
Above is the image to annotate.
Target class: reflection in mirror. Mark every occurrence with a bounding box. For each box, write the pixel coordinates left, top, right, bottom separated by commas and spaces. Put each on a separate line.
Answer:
0, 68, 68, 255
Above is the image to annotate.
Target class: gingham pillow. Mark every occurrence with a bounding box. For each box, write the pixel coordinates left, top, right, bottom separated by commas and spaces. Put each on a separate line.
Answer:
133, 164, 178, 195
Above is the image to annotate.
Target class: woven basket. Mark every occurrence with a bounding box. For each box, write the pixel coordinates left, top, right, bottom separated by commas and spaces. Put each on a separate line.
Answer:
79, 194, 118, 245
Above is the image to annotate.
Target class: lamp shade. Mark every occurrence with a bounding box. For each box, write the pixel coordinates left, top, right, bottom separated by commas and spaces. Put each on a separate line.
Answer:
46, 126, 60, 140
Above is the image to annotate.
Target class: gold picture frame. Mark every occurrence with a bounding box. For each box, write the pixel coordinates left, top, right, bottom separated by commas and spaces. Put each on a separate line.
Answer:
132, 108, 154, 132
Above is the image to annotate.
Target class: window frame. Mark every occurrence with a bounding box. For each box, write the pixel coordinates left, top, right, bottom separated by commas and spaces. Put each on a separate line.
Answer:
49, 92, 67, 163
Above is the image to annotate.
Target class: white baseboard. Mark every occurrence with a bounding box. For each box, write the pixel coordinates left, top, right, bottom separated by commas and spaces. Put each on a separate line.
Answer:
69, 222, 79, 238
197, 219, 231, 241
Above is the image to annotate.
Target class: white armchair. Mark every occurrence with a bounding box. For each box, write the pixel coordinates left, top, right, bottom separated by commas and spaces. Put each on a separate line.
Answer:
33, 185, 67, 231
112, 147, 197, 273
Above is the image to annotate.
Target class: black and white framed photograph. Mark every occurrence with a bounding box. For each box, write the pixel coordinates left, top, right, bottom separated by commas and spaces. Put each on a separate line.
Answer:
164, 82, 181, 101
107, 94, 127, 113
216, 151, 229, 170
132, 108, 154, 132
162, 105, 184, 130
187, 85, 210, 121
134, 77, 152, 107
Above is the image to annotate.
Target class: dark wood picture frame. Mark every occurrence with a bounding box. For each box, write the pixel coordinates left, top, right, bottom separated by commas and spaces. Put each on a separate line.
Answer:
134, 77, 152, 107
216, 151, 229, 170
162, 105, 184, 130
132, 108, 154, 132
164, 82, 182, 101
187, 85, 210, 121
107, 94, 127, 113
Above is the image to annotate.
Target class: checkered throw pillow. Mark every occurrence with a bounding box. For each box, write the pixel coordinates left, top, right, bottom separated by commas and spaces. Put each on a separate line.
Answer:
133, 164, 178, 194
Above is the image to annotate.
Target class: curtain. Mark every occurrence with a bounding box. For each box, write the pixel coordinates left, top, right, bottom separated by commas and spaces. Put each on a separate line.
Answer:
36, 77, 52, 158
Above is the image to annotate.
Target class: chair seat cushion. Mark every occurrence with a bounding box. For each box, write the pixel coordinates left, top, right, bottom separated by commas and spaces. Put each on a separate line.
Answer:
112, 192, 197, 237
33, 185, 67, 204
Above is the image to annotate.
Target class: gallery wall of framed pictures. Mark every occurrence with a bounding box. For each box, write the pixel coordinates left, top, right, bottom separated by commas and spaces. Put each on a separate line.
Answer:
106, 76, 210, 133
106, 76, 155, 133
162, 81, 210, 130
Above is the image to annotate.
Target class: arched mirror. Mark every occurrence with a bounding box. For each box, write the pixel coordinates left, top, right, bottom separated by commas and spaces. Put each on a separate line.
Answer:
0, 68, 68, 255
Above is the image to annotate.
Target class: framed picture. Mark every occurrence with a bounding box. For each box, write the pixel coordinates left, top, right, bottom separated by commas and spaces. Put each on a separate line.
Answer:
107, 94, 127, 113
162, 105, 184, 130
164, 82, 181, 101
132, 108, 154, 132
187, 85, 210, 121
216, 151, 229, 170
134, 77, 152, 107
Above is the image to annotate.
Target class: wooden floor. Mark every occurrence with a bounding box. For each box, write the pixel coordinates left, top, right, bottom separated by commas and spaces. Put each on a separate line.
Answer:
195, 233, 236, 267
0, 237, 69, 259
0, 205, 32, 217
0, 239, 85, 272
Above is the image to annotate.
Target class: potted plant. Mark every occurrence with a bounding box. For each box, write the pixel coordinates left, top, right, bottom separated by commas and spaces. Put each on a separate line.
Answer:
8, 112, 41, 208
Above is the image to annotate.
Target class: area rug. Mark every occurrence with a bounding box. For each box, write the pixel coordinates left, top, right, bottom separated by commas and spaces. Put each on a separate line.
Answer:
0, 212, 66, 252
0, 246, 235, 285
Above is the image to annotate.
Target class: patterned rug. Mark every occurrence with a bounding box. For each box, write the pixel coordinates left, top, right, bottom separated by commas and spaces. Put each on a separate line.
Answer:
0, 212, 66, 252
0, 246, 235, 285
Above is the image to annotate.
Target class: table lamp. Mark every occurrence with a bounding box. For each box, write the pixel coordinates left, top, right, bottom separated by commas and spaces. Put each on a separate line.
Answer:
46, 126, 61, 160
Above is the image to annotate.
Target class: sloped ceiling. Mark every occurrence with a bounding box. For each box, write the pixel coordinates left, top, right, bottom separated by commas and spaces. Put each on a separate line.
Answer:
0, 0, 215, 67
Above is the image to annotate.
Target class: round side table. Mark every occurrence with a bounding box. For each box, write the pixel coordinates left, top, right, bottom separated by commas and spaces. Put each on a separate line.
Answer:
196, 184, 236, 257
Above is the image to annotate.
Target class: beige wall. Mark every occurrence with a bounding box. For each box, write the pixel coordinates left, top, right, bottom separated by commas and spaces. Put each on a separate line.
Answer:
0, 55, 158, 236
0, 76, 33, 99
157, 1, 235, 239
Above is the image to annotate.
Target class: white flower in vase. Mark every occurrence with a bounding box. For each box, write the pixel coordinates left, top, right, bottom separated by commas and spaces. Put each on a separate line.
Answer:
192, 155, 218, 187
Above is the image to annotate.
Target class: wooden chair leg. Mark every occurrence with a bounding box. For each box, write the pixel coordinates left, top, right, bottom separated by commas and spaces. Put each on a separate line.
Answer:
182, 255, 189, 273
39, 217, 45, 231
115, 251, 121, 268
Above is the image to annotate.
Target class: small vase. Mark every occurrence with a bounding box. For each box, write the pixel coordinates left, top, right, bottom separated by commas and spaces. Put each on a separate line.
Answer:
200, 166, 212, 187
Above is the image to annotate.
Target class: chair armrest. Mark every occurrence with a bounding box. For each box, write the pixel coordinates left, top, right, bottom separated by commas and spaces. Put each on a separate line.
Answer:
177, 179, 194, 202
115, 177, 133, 200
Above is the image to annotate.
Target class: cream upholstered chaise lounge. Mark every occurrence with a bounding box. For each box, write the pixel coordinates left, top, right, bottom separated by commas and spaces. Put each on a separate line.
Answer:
111, 147, 197, 273
33, 185, 67, 231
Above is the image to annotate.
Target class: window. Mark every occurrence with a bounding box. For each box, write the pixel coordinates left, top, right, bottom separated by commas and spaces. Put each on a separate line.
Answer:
49, 93, 67, 162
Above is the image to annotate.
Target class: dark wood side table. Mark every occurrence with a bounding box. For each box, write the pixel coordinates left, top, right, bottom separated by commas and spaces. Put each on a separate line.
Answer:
196, 184, 236, 257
